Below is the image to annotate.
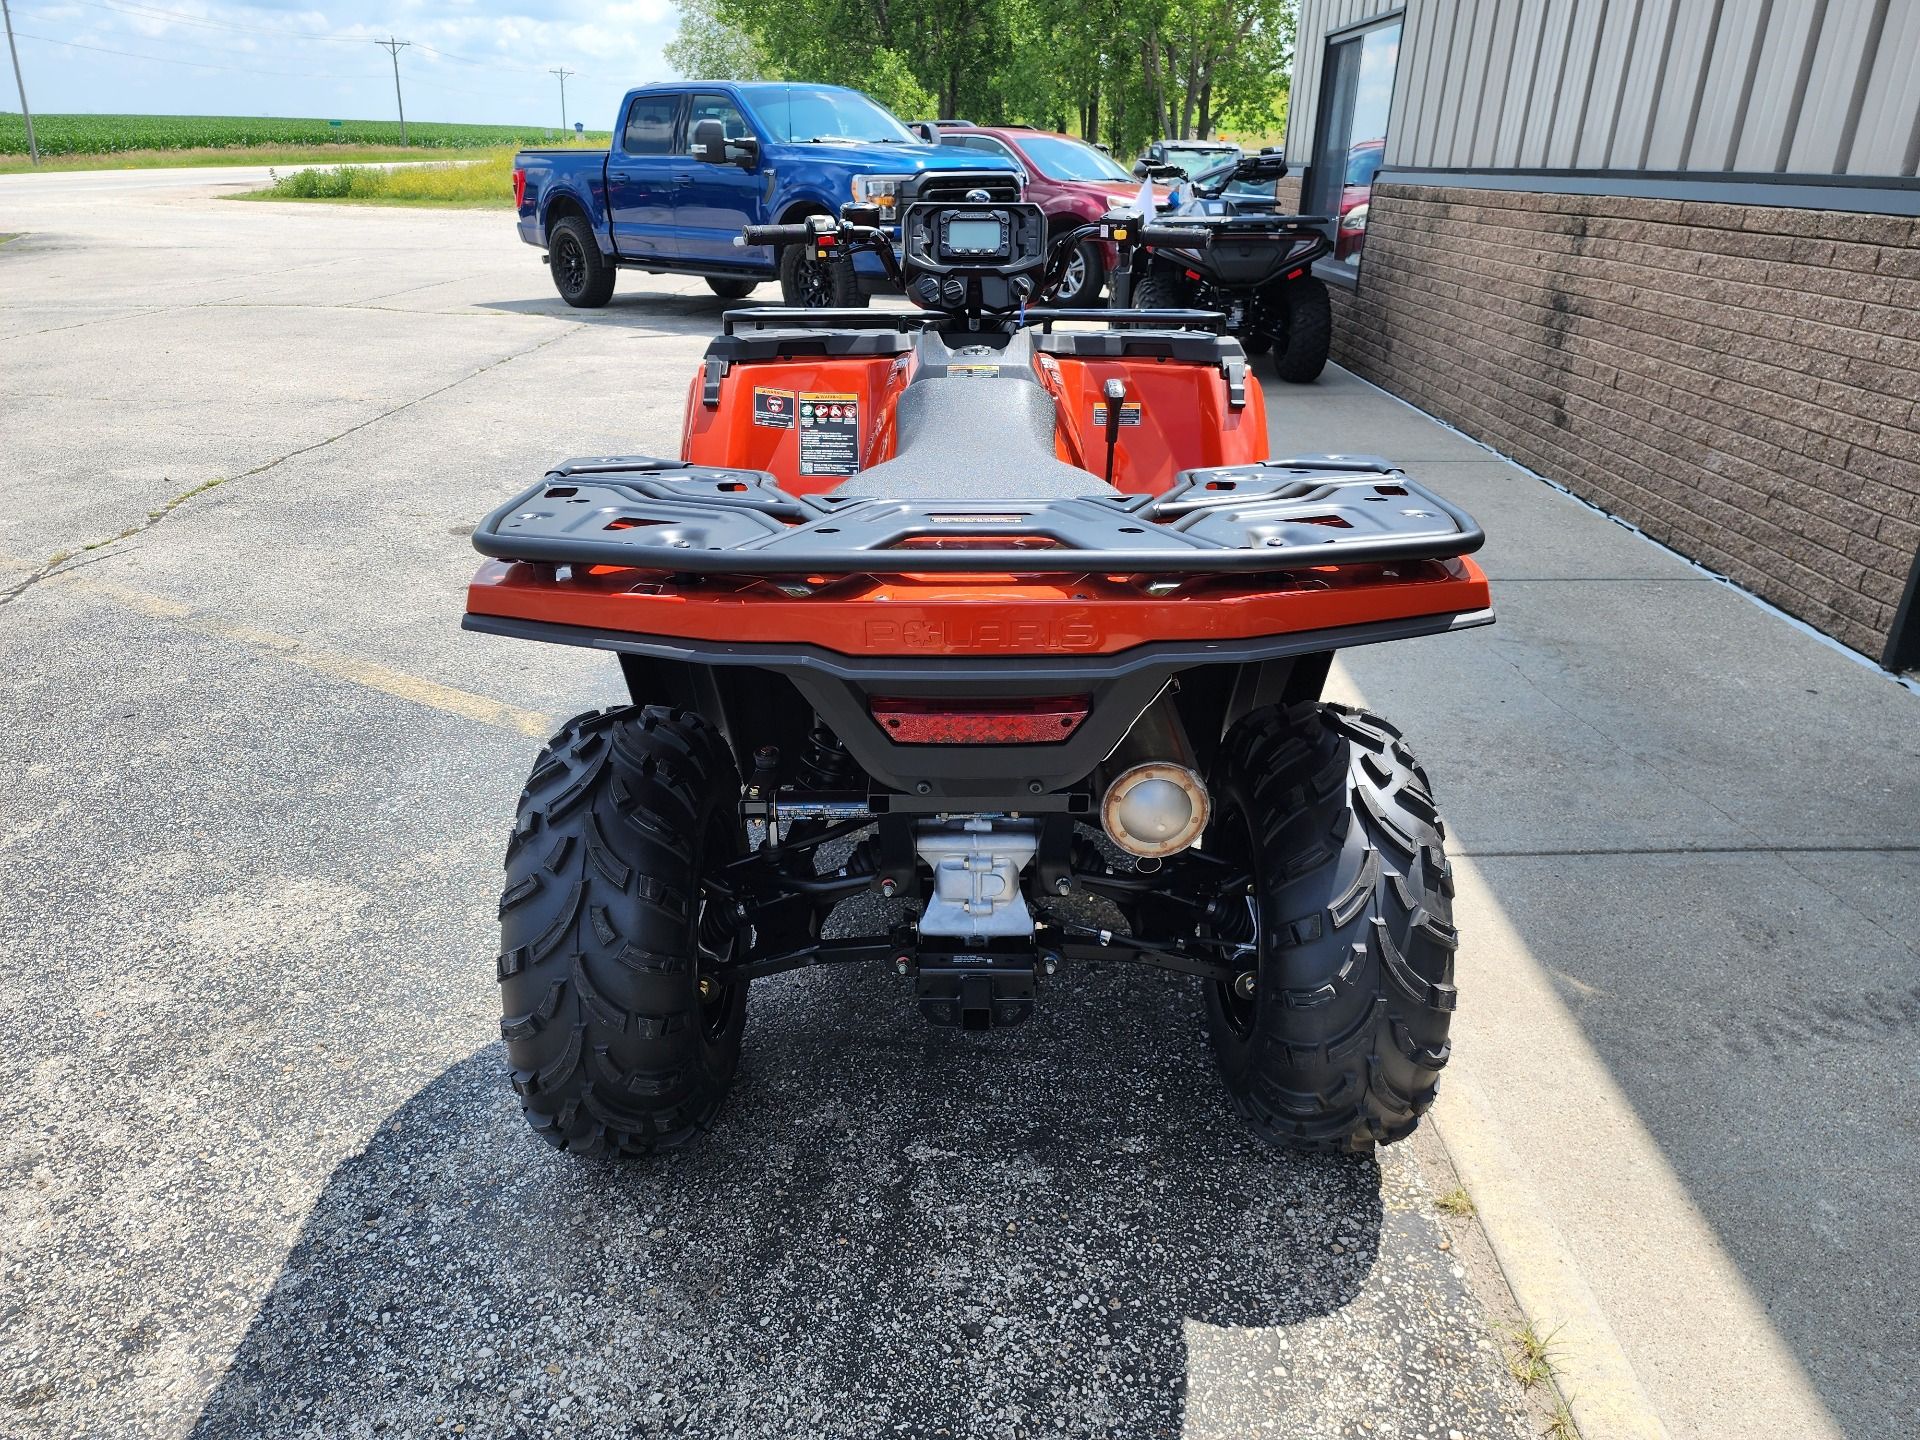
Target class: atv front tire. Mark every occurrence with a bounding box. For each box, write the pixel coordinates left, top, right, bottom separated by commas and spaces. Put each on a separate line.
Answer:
1269, 274, 1331, 383
548, 215, 616, 309
706, 277, 759, 300
496, 706, 748, 1157
1204, 702, 1456, 1152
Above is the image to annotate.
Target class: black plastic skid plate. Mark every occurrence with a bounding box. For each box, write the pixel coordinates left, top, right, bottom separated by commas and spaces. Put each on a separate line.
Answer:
472, 456, 1484, 576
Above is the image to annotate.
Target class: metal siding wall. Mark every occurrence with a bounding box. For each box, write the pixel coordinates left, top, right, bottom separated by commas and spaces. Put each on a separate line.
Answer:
1640, 0, 1725, 168
1689, 0, 1773, 171
1849, 0, 1920, 175
1383, 1, 1430, 166
1448, 0, 1502, 166
1491, 0, 1552, 166
1788, 0, 1892, 172
1545, 0, 1609, 167
1574, 0, 1645, 167
1469, 0, 1526, 166
1607, 0, 1682, 167
1517, 2, 1578, 165
1291, 0, 1919, 179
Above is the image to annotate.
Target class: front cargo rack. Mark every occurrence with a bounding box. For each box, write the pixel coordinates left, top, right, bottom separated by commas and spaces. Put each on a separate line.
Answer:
471, 455, 1484, 577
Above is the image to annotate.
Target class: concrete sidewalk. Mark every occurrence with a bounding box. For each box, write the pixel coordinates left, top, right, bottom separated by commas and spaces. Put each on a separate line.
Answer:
1265, 367, 1920, 1439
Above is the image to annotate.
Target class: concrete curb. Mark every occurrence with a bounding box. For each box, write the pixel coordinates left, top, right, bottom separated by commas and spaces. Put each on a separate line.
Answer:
1432, 1074, 1672, 1440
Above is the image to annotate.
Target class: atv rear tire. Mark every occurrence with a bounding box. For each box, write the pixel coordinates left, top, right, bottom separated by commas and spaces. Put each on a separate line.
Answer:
706, 277, 759, 300
548, 215, 616, 309
779, 236, 866, 307
496, 706, 749, 1157
1269, 275, 1331, 383
1130, 267, 1186, 311
1204, 702, 1457, 1153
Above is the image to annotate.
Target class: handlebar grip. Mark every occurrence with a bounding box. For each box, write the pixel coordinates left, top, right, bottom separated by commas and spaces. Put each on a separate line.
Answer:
1138, 225, 1213, 246
739, 223, 812, 246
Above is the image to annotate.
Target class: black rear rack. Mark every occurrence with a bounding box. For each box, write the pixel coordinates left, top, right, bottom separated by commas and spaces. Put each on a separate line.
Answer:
472, 456, 1484, 577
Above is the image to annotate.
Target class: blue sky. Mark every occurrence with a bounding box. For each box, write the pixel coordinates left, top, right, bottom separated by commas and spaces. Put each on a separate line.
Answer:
3, 0, 682, 127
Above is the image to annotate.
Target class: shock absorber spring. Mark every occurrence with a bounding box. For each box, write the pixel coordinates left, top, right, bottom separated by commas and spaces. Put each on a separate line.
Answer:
794, 720, 857, 791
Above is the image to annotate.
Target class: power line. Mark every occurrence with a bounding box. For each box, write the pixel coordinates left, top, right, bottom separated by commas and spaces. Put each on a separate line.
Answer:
550, 66, 574, 134
374, 36, 409, 146
2, 0, 38, 163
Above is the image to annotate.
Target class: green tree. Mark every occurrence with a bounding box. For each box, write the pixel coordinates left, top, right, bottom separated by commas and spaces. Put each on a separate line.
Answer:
664, 0, 773, 81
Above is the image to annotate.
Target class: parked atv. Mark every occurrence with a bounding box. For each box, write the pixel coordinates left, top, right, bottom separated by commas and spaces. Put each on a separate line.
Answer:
464, 171, 1489, 1160
1127, 150, 1335, 383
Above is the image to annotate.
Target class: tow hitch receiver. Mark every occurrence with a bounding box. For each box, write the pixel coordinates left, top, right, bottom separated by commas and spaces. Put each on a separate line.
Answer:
915, 942, 1038, 1030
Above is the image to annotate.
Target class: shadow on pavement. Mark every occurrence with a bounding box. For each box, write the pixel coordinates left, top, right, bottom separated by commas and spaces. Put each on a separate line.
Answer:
477, 289, 776, 333
189, 963, 1384, 1439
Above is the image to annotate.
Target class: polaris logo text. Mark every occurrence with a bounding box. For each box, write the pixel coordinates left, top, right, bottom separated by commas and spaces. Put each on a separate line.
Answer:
863, 618, 1100, 651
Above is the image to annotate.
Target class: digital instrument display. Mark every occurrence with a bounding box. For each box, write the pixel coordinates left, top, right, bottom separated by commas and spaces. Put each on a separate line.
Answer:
946, 218, 1004, 252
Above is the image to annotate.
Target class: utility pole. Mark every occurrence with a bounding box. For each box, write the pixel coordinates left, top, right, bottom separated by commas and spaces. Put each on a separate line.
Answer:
550, 67, 575, 136
2, 0, 37, 165
375, 37, 410, 146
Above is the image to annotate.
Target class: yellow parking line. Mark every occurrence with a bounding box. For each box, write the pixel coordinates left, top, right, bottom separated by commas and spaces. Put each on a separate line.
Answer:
45, 572, 558, 739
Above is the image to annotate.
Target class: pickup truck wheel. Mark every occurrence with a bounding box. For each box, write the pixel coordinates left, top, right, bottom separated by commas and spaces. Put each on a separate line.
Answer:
497, 706, 749, 1157
1053, 240, 1106, 305
1202, 702, 1457, 1153
779, 238, 865, 308
705, 277, 759, 300
548, 215, 615, 308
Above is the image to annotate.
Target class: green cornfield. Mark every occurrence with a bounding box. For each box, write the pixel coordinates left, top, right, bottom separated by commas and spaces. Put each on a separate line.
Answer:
0, 112, 609, 157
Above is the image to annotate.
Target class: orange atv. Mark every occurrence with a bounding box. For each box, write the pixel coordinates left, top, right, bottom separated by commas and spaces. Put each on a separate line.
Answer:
464, 171, 1490, 1159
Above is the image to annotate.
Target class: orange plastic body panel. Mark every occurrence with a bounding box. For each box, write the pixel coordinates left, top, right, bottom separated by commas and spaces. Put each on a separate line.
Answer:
466, 557, 1490, 657
680, 346, 1267, 495
1037, 354, 1268, 492
682, 356, 911, 495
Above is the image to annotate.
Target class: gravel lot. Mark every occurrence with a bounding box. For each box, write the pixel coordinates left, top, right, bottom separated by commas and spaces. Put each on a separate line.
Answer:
0, 169, 1534, 1438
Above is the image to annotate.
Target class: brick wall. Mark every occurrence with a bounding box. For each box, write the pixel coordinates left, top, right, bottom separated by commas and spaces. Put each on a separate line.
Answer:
1328, 182, 1920, 664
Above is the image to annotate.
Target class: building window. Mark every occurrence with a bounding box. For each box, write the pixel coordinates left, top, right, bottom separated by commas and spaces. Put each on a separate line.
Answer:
1308, 19, 1401, 272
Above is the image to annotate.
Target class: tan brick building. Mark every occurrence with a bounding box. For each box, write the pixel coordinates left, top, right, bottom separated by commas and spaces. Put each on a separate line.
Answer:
1284, 0, 1920, 670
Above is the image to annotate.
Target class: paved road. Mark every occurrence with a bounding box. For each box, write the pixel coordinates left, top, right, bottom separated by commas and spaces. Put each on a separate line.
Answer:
0, 180, 1535, 1437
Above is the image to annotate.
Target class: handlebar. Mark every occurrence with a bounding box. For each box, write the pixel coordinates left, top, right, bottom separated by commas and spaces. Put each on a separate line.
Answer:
738, 223, 813, 246
1137, 224, 1214, 246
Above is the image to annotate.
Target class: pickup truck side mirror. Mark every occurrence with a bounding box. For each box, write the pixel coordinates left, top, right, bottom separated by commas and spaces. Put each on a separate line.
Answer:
1131, 158, 1151, 178
693, 118, 758, 169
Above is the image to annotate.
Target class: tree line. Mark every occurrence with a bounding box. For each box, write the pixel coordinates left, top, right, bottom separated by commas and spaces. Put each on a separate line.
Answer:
664, 0, 1293, 156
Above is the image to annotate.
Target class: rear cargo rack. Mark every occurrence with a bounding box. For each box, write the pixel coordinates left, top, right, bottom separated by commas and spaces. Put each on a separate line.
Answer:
472, 456, 1484, 576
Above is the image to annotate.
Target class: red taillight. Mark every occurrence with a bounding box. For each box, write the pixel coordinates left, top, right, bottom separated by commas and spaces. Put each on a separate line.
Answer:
513, 168, 527, 208
870, 695, 1091, 744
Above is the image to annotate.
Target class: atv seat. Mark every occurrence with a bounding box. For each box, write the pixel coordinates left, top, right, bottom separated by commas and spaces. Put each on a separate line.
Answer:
831, 376, 1116, 502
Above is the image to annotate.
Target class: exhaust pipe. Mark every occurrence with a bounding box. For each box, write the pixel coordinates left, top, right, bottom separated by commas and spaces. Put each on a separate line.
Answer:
1098, 693, 1210, 858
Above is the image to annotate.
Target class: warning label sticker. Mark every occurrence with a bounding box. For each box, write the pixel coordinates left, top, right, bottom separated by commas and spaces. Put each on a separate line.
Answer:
947, 365, 1000, 379
752, 387, 795, 428
799, 392, 860, 476
1092, 401, 1143, 427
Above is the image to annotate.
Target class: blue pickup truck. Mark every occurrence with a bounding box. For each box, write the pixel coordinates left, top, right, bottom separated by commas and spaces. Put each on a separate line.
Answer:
513, 82, 1020, 308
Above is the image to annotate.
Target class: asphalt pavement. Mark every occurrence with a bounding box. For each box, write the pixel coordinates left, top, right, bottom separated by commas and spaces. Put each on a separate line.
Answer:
0, 172, 1538, 1437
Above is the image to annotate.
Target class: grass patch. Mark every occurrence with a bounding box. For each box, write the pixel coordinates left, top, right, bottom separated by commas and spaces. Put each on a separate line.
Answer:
1541, 1400, 1579, 1440
1434, 1185, 1476, 1218
0, 112, 608, 160
237, 147, 542, 208
1504, 1320, 1564, 1390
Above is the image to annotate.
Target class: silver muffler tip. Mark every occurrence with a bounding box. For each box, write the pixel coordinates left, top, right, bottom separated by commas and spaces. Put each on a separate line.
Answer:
1101, 762, 1210, 858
